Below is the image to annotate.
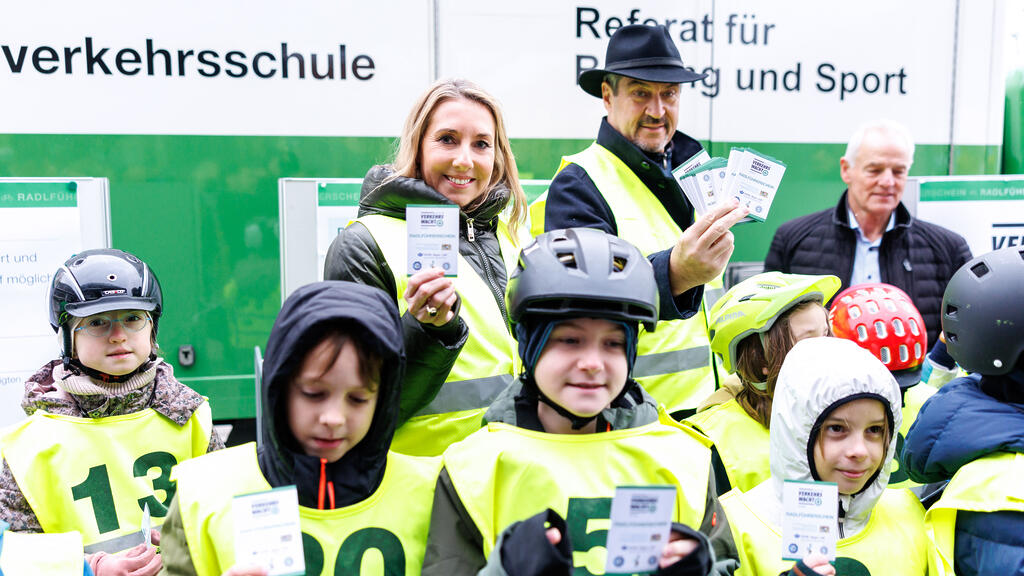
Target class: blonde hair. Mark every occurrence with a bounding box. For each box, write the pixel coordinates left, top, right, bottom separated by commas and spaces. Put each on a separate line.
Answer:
390, 78, 527, 241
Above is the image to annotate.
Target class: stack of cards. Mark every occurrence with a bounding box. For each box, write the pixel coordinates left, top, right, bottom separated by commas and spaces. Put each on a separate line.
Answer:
673, 148, 787, 223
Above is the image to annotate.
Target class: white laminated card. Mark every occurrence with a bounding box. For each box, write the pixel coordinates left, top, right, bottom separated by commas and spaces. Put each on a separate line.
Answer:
781, 480, 838, 562
723, 148, 786, 222
232, 486, 305, 576
604, 485, 676, 575
406, 204, 459, 276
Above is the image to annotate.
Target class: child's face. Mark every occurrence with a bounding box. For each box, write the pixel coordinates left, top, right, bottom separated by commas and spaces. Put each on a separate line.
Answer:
287, 338, 378, 463
73, 310, 153, 375
787, 303, 830, 343
534, 318, 628, 418
813, 398, 888, 495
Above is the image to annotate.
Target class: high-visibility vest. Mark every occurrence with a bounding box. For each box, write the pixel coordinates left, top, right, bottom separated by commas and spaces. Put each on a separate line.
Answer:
720, 487, 929, 576
356, 214, 525, 456
888, 383, 935, 490
531, 143, 715, 413
0, 530, 86, 576
173, 442, 440, 576
925, 451, 1024, 575
1, 403, 213, 554
686, 398, 769, 493
442, 412, 712, 576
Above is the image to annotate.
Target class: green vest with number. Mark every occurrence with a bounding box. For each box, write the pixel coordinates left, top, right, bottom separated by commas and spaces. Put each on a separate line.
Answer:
686, 398, 770, 493
925, 451, 1024, 575
173, 442, 440, 576
720, 487, 929, 576
0, 402, 213, 553
442, 412, 712, 576
356, 214, 524, 457
532, 143, 716, 414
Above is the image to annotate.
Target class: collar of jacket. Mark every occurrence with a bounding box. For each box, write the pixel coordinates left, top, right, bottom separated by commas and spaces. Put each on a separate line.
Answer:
595, 117, 703, 176
357, 164, 510, 235
831, 190, 913, 233
482, 378, 660, 432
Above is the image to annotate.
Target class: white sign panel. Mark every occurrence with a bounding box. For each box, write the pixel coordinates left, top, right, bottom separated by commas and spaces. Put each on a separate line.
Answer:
0, 178, 110, 427
437, 0, 1003, 145
0, 1, 432, 136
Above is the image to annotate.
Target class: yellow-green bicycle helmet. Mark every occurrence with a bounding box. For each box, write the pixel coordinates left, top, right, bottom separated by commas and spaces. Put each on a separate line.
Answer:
709, 271, 841, 374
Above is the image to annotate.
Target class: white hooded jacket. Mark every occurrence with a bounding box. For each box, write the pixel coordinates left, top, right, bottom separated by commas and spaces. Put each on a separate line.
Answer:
741, 337, 903, 539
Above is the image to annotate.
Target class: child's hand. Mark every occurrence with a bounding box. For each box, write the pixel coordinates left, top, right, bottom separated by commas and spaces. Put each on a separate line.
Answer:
659, 532, 698, 568
797, 553, 836, 576
92, 542, 162, 576
404, 268, 458, 326
222, 565, 269, 576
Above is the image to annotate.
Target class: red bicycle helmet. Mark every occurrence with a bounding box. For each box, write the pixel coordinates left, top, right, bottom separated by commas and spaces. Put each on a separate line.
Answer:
829, 283, 926, 387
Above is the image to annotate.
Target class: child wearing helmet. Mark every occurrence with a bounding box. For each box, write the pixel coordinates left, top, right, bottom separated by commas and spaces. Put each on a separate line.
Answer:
828, 282, 939, 493
686, 272, 840, 494
0, 249, 225, 576
903, 247, 1024, 575
422, 228, 738, 576
159, 281, 453, 576
720, 337, 929, 576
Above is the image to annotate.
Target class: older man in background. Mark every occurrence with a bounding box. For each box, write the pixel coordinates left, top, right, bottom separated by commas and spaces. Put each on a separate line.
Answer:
765, 119, 971, 347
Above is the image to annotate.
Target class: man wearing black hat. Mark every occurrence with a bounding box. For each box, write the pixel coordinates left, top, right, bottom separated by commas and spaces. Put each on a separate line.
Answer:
533, 24, 748, 419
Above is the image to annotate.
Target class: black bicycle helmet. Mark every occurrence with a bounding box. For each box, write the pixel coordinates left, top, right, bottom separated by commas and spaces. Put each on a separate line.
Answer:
507, 227, 659, 332
941, 247, 1024, 375
49, 249, 163, 361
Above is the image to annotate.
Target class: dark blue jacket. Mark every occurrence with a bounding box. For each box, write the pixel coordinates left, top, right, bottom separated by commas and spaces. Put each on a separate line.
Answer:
904, 370, 1024, 575
543, 117, 705, 321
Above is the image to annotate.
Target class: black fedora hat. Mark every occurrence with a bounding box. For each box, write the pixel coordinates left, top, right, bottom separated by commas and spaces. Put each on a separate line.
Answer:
578, 24, 707, 98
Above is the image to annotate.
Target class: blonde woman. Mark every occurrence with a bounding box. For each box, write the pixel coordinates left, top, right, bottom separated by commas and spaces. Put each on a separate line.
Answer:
325, 78, 528, 456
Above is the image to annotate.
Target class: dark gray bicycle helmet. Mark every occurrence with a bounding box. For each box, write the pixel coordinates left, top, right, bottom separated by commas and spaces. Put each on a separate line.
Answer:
49, 248, 163, 362
941, 247, 1024, 375
507, 227, 659, 332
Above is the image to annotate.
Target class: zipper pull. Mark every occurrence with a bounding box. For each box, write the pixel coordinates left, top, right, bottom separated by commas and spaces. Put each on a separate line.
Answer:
466, 218, 476, 242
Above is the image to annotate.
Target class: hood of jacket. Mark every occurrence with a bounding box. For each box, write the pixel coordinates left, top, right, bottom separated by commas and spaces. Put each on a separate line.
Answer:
257, 281, 405, 508
357, 164, 510, 232
903, 369, 1024, 484
768, 337, 902, 537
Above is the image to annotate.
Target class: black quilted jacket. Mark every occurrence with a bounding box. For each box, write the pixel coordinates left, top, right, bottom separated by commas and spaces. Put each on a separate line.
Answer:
764, 191, 972, 347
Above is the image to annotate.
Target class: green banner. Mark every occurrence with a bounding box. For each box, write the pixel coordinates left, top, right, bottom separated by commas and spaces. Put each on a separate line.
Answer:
0, 182, 78, 207
919, 179, 1024, 202
317, 182, 361, 207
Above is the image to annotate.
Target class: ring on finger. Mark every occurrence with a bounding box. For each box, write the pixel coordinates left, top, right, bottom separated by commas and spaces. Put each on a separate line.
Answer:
427, 306, 438, 317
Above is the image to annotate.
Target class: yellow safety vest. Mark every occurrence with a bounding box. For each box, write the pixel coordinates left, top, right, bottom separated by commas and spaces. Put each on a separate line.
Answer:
720, 487, 929, 576
685, 398, 769, 493
925, 451, 1024, 575
0, 531, 85, 576
442, 413, 712, 576
356, 214, 524, 457
0, 403, 213, 554
532, 143, 716, 413
173, 442, 440, 576
888, 384, 935, 490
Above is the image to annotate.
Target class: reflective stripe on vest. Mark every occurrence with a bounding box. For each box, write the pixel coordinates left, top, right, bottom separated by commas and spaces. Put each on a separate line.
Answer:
924, 452, 1024, 575
173, 442, 441, 576
1, 402, 213, 552
442, 412, 712, 574
558, 143, 715, 412
720, 487, 929, 576
357, 214, 523, 456
0, 531, 85, 575
686, 398, 770, 493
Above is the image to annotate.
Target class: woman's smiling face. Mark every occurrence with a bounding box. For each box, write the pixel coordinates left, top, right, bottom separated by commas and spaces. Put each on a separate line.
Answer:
418, 97, 496, 208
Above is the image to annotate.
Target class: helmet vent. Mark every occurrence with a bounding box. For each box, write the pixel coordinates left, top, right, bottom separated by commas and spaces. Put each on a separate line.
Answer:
880, 346, 891, 364
892, 318, 905, 336
873, 320, 887, 338
898, 345, 909, 362
970, 262, 990, 278
856, 325, 868, 341
883, 299, 897, 312
908, 318, 920, 335
612, 256, 627, 272
944, 304, 958, 319
914, 342, 922, 359
556, 253, 577, 268
866, 300, 879, 314
848, 305, 861, 319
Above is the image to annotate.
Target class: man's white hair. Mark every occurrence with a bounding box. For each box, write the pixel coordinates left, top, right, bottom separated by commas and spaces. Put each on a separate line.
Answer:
843, 119, 915, 169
